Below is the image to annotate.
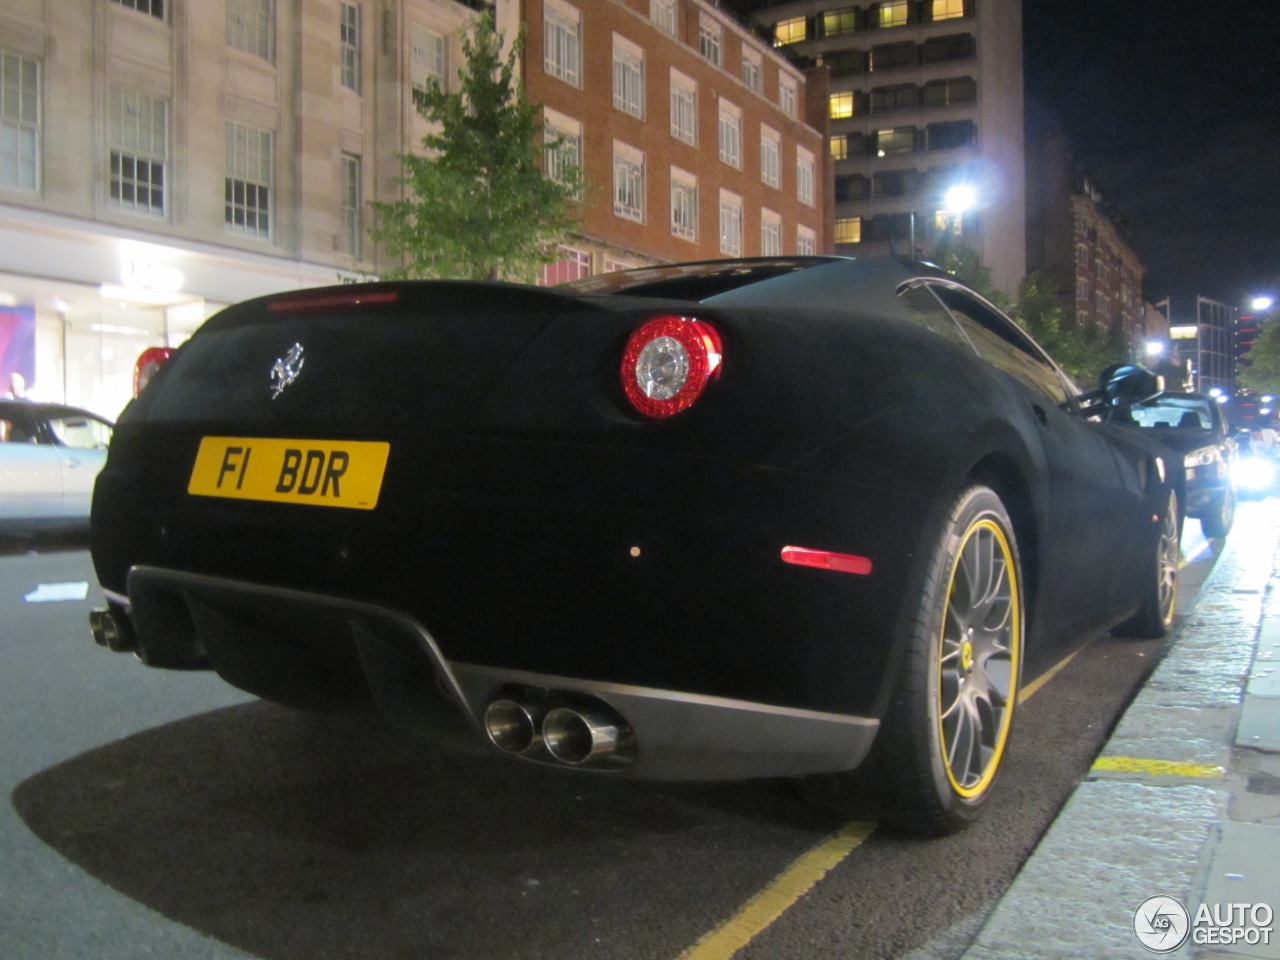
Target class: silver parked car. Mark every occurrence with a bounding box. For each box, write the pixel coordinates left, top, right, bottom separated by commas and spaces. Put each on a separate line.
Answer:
1, 400, 114, 532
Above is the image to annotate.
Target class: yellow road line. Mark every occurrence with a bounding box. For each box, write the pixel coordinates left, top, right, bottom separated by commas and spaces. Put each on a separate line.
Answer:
675, 820, 876, 960
1018, 646, 1082, 703
1091, 756, 1225, 778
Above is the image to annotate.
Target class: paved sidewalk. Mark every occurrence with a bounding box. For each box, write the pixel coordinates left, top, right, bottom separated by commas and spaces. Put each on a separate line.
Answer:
962, 500, 1280, 960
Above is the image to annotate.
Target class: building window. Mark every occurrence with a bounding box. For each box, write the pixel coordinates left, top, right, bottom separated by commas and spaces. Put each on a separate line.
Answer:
871, 83, 918, 112
613, 141, 645, 223
761, 209, 781, 256
699, 16, 722, 67
225, 122, 272, 238
760, 126, 780, 188
227, 0, 273, 60
797, 147, 815, 206
0, 51, 39, 191
779, 75, 798, 116
875, 126, 916, 155
540, 246, 591, 285
109, 87, 167, 217
612, 35, 644, 119
932, 0, 965, 21
922, 33, 975, 63
829, 134, 848, 161
871, 41, 916, 71
670, 69, 697, 145
821, 8, 858, 36
650, 0, 676, 36
718, 100, 741, 168
340, 3, 361, 93
872, 169, 910, 198
112, 0, 164, 20
797, 225, 816, 255
719, 190, 742, 256
671, 167, 697, 242
922, 76, 976, 107
773, 16, 807, 46
411, 24, 447, 98
339, 153, 361, 257
835, 174, 868, 201
875, 1, 909, 28
741, 49, 762, 93
544, 2, 581, 87
829, 91, 855, 119
926, 119, 976, 150
543, 109, 581, 188
835, 217, 862, 244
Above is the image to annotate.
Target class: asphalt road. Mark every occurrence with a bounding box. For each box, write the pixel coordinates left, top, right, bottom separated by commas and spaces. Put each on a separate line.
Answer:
0, 524, 1223, 960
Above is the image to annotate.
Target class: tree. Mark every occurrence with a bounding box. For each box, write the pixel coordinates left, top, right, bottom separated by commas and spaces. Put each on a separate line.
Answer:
1238, 322, 1280, 396
368, 12, 584, 282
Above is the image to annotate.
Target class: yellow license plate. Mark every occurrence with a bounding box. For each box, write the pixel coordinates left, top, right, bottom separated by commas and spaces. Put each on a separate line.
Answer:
188, 437, 390, 510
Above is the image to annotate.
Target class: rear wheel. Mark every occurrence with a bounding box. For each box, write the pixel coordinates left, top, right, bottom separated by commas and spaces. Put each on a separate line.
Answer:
1115, 489, 1179, 638
872, 485, 1023, 836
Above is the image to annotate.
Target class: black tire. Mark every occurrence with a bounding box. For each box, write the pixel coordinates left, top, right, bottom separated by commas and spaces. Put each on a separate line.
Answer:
1199, 485, 1234, 539
871, 485, 1024, 836
1115, 488, 1179, 639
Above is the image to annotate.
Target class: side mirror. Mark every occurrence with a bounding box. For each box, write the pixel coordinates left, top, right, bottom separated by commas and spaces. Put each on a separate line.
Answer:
1099, 364, 1164, 406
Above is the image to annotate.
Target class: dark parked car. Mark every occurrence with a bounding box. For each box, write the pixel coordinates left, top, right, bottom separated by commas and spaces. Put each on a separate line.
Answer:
1104, 391, 1235, 537
88, 257, 1181, 835
1, 400, 114, 532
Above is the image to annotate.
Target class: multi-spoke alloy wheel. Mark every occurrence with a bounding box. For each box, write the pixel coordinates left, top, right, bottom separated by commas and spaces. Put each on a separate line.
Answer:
873, 484, 1023, 836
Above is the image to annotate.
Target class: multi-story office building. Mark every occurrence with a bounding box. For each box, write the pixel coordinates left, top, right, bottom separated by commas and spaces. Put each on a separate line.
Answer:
728, 0, 1027, 294
0, 0, 824, 418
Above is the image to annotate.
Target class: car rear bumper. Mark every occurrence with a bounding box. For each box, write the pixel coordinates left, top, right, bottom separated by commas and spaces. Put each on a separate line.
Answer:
98, 566, 879, 780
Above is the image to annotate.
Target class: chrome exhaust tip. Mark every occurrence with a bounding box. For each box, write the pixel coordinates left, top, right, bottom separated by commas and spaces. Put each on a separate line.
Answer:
484, 699, 542, 755
543, 707, 623, 766
89, 608, 137, 653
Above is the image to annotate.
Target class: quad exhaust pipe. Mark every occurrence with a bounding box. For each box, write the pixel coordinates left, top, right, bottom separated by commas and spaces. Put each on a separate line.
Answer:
484, 695, 634, 768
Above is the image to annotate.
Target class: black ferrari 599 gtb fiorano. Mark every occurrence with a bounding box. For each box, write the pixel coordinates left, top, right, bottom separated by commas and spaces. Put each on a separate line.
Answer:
89, 257, 1180, 835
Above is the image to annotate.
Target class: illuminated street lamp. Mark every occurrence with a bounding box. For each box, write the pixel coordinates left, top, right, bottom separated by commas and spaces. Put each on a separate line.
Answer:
1251, 296, 1274, 312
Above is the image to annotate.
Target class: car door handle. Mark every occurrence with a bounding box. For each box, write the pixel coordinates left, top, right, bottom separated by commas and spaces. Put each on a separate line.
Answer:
64, 457, 82, 469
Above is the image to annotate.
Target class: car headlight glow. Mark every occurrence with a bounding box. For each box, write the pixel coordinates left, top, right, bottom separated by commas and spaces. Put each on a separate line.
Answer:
1234, 457, 1276, 491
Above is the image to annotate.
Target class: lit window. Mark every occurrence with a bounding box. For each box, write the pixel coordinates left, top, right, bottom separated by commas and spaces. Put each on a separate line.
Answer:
543, 108, 581, 190
0, 51, 39, 191
228, 0, 274, 61
670, 70, 697, 145
718, 100, 741, 168
109, 87, 167, 217
742, 50, 762, 93
835, 217, 862, 244
797, 225, 816, 255
822, 8, 857, 36
829, 91, 855, 119
545, 2, 581, 86
779, 76, 798, 116
877, 1, 908, 28
225, 121, 272, 238
699, 15, 722, 67
613, 141, 645, 223
612, 35, 644, 119
773, 16, 806, 46
719, 189, 742, 256
112, 0, 164, 20
650, 0, 676, 36
830, 134, 848, 161
671, 168, 697, 241
875, 127, 916, 155
339, 153, 362, 258
761, 127, 780, 188
340, 3, 361, 92
932, 0, 965, 21
797, 146, 815, 206
411, 24, 447, 98
761, 209, 782, 256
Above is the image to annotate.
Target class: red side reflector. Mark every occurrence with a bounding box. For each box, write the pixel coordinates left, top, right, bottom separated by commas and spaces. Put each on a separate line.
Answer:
781, 546, 873, 576
267, 290, 400, 312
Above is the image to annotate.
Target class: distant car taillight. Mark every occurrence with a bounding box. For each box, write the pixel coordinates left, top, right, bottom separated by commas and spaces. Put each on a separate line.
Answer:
621, 316, 723, 419
133, 347, 172, 396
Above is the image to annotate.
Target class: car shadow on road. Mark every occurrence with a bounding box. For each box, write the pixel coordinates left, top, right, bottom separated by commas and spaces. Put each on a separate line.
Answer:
12, 700, 864, 960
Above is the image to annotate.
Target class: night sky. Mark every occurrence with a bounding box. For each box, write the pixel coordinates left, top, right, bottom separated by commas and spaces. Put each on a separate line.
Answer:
1023, 0, 1280, 306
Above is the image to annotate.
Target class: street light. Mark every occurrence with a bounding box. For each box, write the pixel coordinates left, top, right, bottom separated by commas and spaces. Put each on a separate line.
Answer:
1251, 296, 1274, 312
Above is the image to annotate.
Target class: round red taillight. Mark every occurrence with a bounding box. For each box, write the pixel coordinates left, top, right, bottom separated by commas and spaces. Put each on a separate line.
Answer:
620, 316, 723, 419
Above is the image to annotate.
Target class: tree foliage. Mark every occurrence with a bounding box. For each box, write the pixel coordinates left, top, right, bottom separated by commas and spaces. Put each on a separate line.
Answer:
368, 12, 584, 281
1238, 321, 1280, 396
